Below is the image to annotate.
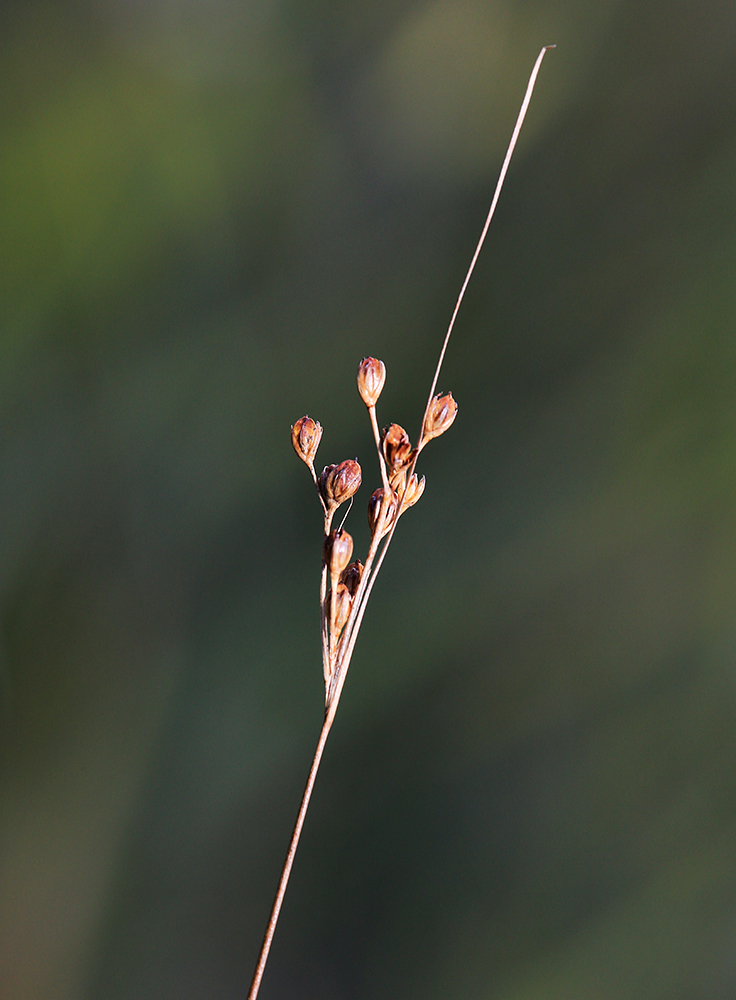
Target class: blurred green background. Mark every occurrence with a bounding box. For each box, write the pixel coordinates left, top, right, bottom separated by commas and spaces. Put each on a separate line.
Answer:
3, 1, 736, 998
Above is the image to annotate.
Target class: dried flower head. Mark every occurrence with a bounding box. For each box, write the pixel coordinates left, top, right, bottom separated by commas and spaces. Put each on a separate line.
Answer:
340, 560, 363, 598
291, 415, 322, 467
421, 392, 458, 446
324, 528, 354, 578
367, 487, 399, 538
319, 460, 362, 507
382, 424, 413, 474
357, 357, 386, 407
328, 583, 352, 634
401, 473, 426, 510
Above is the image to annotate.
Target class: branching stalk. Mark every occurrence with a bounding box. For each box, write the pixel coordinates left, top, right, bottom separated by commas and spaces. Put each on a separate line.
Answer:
249, 45, 554, 999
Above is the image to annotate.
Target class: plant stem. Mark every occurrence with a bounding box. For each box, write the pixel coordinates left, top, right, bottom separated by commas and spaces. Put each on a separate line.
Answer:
417, 44, 555, 450
246, 45, 555, 999
247, 710, 334, 1000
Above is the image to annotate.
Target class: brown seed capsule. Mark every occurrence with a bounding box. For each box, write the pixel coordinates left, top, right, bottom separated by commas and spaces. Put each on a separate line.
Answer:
340, 560, 364, 598
291, 415, 322, 466
324, 529, 354, 577
401, 473, 426, 510
386, 469, 402, 494
382, 423, 413, 473
318, 464, 336, 498
328, 583, 352, 634
421, 392, 458, 444
357, 357, 386, 407
367, 487, 399, 538
319, 459, 362, 507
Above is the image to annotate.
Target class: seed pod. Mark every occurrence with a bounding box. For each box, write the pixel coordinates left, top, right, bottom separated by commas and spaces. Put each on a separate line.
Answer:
357, 357, 386, 407
367, 487, 398, 538
340, 560, 364, 598
319, 464, 337, 508
319, 459, 362, 507
402, 473, 426, 510
421, 393, 458, 445
291, 415, 322, 466
324, 529, 354, 577
388, 468, 406, 494
382, 423, 413, 474
328, 583, 352, 634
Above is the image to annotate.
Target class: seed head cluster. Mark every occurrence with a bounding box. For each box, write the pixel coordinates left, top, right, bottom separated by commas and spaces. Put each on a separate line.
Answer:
291, 357, 457, 705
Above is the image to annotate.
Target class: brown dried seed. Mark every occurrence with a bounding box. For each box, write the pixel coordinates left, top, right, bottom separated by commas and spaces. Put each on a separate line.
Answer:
421, 393, 458, 444
291, 415, 323, 466
324, 529, 354, 577
382, 423, 413, 473
318, 464, 337, 506
388, 468, 407, 494
367, 487, 399, 538
319, 460, 362, 506
357, 357, 386, 407
340, 560, 364, 598
328, 583, 352, 634
402, 473, 426, 510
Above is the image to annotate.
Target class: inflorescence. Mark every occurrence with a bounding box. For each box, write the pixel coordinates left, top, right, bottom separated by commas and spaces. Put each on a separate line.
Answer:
291, 358, 457, 708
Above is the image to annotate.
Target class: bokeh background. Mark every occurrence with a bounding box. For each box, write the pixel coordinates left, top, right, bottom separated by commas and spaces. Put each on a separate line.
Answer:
3, 1, 736, 998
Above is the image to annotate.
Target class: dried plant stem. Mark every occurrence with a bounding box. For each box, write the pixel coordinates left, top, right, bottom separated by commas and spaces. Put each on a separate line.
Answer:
338, 43, 557, 697
247, 45, 554, 1000
417, 44, 555, 445
247, 713, 333, 1000
368, 404, 390, 490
